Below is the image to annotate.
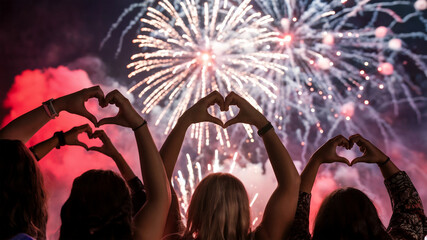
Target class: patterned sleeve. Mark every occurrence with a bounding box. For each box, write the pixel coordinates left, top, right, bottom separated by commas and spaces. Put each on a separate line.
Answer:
385, 171, 426, 240
288, 192, 312, 240
127, 177, 147, 217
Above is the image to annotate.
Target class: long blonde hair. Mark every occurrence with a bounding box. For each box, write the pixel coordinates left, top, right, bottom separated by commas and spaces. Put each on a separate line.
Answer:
182, 173, 250, 240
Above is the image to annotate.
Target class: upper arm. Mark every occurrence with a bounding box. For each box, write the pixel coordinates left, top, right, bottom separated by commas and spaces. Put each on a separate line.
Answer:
254, 184, 300, 240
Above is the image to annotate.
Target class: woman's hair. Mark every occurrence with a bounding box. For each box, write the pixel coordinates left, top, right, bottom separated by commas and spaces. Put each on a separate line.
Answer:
182, 173, 250, 240
312, 187, 390, 240
59, 169, 133, 240
0, 139, 47, 240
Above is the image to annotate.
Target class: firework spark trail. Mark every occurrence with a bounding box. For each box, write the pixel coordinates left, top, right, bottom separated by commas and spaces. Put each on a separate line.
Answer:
126, 0, 289, 153
253, 0, 427, 160
100, 1, 158, 57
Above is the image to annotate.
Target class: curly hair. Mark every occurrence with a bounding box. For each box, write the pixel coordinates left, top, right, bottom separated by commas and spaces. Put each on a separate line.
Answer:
59, 169, 133, 240
0, 139, 47, 240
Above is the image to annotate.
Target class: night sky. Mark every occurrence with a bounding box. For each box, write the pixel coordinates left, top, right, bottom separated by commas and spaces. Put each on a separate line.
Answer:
1, 0, 426, 237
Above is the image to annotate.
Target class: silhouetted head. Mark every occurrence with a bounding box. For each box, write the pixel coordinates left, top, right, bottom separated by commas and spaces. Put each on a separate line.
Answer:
60, 169, 132, 240
312, 187, 390, 240
183, 173, 251, 240
0, 139, 47, 240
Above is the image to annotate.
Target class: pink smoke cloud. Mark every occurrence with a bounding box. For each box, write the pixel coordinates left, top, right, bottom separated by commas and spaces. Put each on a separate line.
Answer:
2, 66, 141, 238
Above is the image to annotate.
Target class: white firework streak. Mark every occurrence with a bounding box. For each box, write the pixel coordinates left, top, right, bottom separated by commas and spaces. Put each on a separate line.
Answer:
253, 0, 427, 160
127, 0, 288, 153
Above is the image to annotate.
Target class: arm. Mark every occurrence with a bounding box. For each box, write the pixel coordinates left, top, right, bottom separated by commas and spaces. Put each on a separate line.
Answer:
223, 92, 301, 240
349, 134, 426, 239
89, 130, 137, 181
30, 124, 92, 160
88, 130, 147, 216
288, 135, 350, 240
0, 86, 104, 143
300, 135, 350, 193
98, 90, 171, 240
160, 91, 224, 238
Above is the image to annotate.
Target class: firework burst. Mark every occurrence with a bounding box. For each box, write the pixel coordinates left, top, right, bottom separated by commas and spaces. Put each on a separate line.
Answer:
253, 0, 427, 158
127, 0, 288, 153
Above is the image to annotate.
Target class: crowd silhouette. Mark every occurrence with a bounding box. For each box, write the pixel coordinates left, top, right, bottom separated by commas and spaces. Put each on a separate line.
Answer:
0, 86, 425, 240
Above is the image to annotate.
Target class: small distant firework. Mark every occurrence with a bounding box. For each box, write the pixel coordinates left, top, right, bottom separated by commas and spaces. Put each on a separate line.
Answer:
127, 0, 288, 153
254, 0, 427, 158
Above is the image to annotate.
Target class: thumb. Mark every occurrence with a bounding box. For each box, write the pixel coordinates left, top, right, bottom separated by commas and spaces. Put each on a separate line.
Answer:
74, 141, 89, 151
207, 116, 224, 127
350, 156, 369, 166
224, 116, 241, 128
88, 146, 102, 152
79, 109, 98, 128
335, 156, 351, 166
98, 117, 118, 127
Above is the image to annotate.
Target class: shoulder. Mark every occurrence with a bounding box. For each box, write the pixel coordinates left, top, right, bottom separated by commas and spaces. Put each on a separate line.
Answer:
9, 233, 36, 240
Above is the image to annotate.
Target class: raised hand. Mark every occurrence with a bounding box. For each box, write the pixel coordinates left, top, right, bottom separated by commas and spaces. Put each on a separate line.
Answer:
223, 92, 268, 129
63, 124, 93, 150
310, 135, 351, 165
55, 86, 105, 127
88, 130, 121, 159
349, 134, 388, 165
180, 91, 224, 127
97, 90, 144, 129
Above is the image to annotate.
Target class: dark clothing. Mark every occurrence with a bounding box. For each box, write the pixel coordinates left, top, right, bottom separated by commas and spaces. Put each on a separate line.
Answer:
289, 171, 426, 240
127, 176, 147, 216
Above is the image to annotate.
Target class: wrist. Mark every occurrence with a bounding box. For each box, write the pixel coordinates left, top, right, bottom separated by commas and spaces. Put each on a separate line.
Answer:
178, 114, 193, 129
130, 116, 145, 129
253, 116, 269, 130
52, 97, 66, 114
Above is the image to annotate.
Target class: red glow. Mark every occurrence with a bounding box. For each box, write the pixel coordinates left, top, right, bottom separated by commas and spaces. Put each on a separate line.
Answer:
2, 67, 141, 237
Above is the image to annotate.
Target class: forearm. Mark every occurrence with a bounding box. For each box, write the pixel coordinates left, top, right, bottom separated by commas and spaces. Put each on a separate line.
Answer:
300, 158, 321, 193
30, 135, 59, 160
0, 96, 70, 143
379, 158, 400, 179
159, 116, 191, 179
134, 124, 170, 203
0, 106, 51, 142
261, 129, 300, 188
112, 154, 137, 181
133, 124, 171, 239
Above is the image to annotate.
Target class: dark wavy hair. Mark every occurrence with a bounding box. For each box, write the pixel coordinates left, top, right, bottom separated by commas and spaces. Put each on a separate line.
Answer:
312, 187, 390, 240
0, 139, 47, 240
59, 169, 133, 240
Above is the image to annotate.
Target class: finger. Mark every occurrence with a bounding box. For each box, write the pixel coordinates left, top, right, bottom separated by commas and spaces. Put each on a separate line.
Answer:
104, 90, 127, 106
74, 141, 89, 151
76, 124, 93, 136
90, 130, 104, 139
79, 109, 98, 127
207, 116, 224, 127
224, 115, 241, 128
350, 155, 369, 166
86, 86, 105, 105
206, 91, 225, 109
334, 156, 351, 166
88, 146, 103, 152
98, 117, 118, 126
224, 92, 239, 111
349, 134, 367, 146
333, 135, 350, 149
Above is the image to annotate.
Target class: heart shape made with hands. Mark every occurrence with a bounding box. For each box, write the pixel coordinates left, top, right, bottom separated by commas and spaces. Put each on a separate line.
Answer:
77, 131, 104, 150
325, 134, 377, 166
84, 97, 118, 127
197, 91, 263, 128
